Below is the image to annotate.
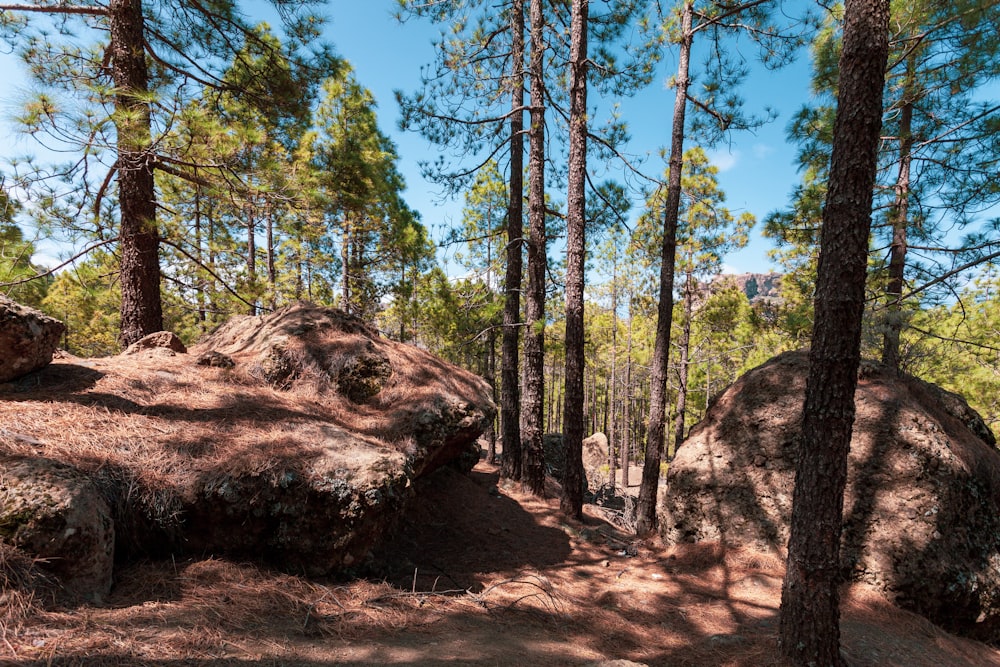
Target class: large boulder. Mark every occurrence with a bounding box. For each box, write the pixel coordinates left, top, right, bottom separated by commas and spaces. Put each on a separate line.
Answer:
0, 296, 65, 383
177, 302, 496, 572
583, 432, 610, 489
541, 432, 611, 493
180, 422, 411, 575
0, 456, 114, 601
195, 303, 494, 480
0, 302, 495, 583
660, 350, 1000, 642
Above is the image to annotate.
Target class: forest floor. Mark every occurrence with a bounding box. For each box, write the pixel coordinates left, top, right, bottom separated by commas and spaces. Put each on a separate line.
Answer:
6, 457, 1000, 666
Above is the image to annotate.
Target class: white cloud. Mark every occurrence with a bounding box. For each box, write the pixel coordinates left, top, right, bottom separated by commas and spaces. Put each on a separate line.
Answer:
719, 263, 740, 275
706, 148, 740, 172
752, 143, 775, 160
30, 252, 61, 271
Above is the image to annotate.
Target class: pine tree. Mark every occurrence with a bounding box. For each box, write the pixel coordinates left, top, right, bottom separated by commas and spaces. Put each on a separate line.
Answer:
770, 0, 1000, 372
636, 147, 753, 449
0, 189, 49, 307
311, 66, 420, 321
559, 0, 589, 518
636, 0, 804, 535
778, 0, 890, 662
0, 0, 333, 344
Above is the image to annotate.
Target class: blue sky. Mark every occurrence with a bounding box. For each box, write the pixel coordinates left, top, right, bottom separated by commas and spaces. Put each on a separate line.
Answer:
322, 1, 817, 275
0, 0, 819, 275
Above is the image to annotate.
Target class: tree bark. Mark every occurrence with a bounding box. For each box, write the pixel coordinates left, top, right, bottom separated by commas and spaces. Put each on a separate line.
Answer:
608, 247, 619, 487
110, 0, 162, 346
500, 0, 526, 482
194, 182, 206, 329
636, 1, 692, 536
520, 0, 548, 495
881, 64, 915, 372
779, 0, 890, 664
486, 313, 499, 463
266, 203, 276, 310
673, 272, 694, 449
246, 208, 257, 315
622, 303, 633, 488
341, 217, 351, 315
560, 0, 588, 519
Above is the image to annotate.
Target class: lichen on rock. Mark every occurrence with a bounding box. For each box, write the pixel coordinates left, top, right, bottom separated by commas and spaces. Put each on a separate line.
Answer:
0, 456, 114, 601
0, 296, 65, 383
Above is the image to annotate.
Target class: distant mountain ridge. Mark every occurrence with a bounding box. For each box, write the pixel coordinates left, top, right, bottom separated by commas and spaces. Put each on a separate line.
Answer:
715, 272, 783, 305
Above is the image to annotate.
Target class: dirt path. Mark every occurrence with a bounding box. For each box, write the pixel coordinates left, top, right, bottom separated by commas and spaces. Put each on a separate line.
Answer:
7, 459, 1000, 666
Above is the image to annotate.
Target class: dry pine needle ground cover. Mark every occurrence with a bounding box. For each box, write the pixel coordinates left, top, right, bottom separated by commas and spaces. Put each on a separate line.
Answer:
2, 353, 1000, 665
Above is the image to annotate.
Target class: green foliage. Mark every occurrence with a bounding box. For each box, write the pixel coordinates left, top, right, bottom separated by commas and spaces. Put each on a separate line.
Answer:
2, 0, 337, 342
772, 0, 1000, 365
905, 268, 1000, 435
0, 190, 49, 308
311, 64, 430, 320
634, 147, 754, 281
660, 1, 808, 145
449, 161, 508, 280
41, 251, 120, 357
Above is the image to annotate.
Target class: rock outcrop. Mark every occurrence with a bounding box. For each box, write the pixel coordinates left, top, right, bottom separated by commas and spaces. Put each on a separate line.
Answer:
541, 432, 612, 493
180, 304, 496, 573
195, 303, 493, 480
660, 350, 1000, 642
0, 456, 114, 601
0, 296, 65, 383
180, 422, 412, 575
0, 302, 495, 595
583, 432, 610, 489
123, 331, 187, 355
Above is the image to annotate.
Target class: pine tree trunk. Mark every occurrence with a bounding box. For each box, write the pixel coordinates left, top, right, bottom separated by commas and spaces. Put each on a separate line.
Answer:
110, 0, 162, 346
194, 183, 206, 330
609, 255, 618, 487
882, 77, 915, 372
560, 0, 588, 519
779, 0, 890, 663
622, 305, 633, 488
341, 217, 351, 315
673, 273, 694, 449
487, 317, 498, 464
636, 1, 692, 536
602, 376, 609, 436
500, 0, 525, 482
208, 203, 218, 317
547, 357, 557, 433
266, 204, 276, 310
246, 209, 257, 315
519, 0, 548, 495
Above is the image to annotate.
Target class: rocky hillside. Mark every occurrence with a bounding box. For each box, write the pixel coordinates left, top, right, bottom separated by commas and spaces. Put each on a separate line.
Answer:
717, 271, 783, 305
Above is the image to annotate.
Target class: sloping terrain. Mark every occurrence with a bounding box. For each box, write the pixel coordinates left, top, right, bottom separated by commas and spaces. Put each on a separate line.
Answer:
3, 325, 1000, 664
4, 458, 1000, 666
0, 304, 493, 591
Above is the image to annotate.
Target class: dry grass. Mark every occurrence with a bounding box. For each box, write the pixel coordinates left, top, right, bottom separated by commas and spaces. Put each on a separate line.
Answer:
3, 334, 1000, 664
4, 462, 1000, 665
0, 349, 437, 545
0, 543, 55, 649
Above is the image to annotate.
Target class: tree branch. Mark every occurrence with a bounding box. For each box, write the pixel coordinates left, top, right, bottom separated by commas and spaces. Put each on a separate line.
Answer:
0, 3, 107, 16
0, 238, 119, 287
901, 249, 1000, 301
158, 237, 266, 313
909, 324, 1000, 355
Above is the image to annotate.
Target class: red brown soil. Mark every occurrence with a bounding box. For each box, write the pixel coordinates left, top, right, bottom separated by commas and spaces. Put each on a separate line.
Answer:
6, 457, 1000, 666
